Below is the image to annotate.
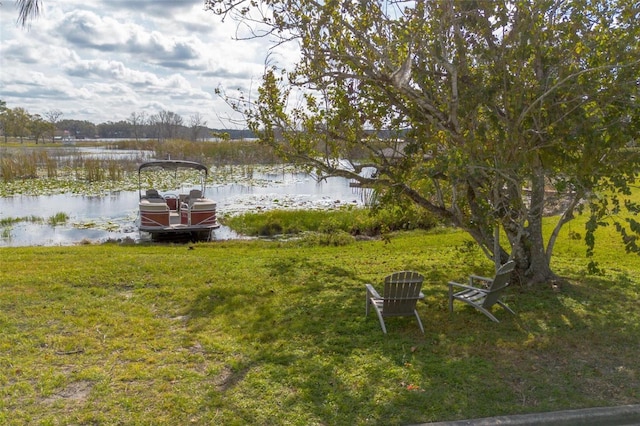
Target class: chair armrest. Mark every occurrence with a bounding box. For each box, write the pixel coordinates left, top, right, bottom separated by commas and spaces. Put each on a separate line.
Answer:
448, 281, 488, 293
469, 274, 492, 282
469, 274, 493, 288
365, 284, 382, 299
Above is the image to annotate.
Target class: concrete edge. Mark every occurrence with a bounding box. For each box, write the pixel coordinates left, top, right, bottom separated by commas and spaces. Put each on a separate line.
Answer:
415, 404, 640, 426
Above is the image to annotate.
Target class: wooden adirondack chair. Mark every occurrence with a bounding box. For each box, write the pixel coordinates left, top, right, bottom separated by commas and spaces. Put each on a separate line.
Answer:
366, 271, 425, 334
448, 260, 516, 322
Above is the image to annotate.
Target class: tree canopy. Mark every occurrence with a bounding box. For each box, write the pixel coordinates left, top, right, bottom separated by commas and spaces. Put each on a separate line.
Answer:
207, 0, 640, 284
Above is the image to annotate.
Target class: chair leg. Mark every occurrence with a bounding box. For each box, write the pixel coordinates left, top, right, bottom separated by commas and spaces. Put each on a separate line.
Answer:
476, 306, 500, 322
365, 286, 375, 317
373, 308, 387, 334
451, 295, 501, 322
497, 301, 515, 315
414, 310, 425, 334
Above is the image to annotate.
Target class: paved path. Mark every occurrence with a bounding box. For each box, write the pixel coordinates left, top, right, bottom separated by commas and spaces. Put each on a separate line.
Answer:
416, 404, 640, 425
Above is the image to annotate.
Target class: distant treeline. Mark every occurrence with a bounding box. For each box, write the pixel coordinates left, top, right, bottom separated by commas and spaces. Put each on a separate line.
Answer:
1, 101, 408, 144
60, 119, 255, 141
0, 101, 255, 143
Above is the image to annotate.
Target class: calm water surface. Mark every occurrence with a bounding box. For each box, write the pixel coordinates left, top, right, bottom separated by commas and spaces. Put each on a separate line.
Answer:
0, 171, 369, 247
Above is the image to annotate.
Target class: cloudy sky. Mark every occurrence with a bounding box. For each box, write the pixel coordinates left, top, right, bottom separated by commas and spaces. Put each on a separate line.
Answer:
0, 0, 296, 128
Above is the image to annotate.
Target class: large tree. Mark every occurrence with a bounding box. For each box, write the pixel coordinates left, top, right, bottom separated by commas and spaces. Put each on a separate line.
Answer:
127, 111, 147, 142
29, 113, 54, 144
149, 110, 184, 141
207, 0, 639, 284
44, 109, 63, 142
189, 112, 208, 141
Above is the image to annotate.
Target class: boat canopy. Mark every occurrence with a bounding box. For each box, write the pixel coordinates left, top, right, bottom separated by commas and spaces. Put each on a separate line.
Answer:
138, 160, 209, 176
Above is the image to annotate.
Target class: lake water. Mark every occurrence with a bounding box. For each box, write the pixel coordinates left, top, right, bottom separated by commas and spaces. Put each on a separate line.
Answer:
0, 170, 370, 247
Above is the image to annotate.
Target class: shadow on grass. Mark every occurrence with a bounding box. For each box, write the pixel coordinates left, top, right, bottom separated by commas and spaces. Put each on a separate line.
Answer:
185, 257, 640, 424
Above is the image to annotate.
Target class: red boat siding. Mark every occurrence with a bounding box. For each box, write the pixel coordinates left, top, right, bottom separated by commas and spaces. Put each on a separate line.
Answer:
191, 209, 217, 226
140, 211, 170, 227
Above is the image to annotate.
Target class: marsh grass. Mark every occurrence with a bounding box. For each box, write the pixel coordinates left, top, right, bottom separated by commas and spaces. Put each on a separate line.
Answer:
48, 212, 70, 226
0, 152, 39, 180
84, 158, 105, 182
0, 139, 282, 196
1, 215, 46, 226
0, 149, 136, 185
110, 139, 282, 166
1, 228, 638, 425
224, 204, 440, 237
45, 156, 57, 178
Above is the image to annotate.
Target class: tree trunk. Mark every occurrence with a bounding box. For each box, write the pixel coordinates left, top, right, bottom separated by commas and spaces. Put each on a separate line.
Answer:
496, 219, 556, 286
504, 220, 557, 286
522, 163, 558, 285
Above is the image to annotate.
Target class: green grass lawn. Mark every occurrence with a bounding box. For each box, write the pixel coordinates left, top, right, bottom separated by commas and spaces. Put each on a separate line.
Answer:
1, 227, 639, 425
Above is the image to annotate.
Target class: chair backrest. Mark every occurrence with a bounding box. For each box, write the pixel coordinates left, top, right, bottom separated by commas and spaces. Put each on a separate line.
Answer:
483, 261, 516, 308
382, 271, 424, 315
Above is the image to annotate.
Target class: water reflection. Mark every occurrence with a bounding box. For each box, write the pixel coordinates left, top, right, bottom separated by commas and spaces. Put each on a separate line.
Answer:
0, 171, 370, 247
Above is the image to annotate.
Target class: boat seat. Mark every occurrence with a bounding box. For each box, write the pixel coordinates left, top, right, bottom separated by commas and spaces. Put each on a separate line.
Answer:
140, 199, 169, 211
191, 200, 216, 211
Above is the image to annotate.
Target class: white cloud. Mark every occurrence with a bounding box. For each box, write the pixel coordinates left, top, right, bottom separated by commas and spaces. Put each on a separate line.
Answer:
0, 0, 299, 128
63, 59, 160, 84
57, 10, 132, 47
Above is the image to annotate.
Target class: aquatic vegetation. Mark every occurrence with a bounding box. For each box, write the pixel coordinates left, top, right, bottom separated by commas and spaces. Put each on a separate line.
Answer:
0, 215, 44, 225
1, 215, 46, 240
0, 146, 140, 193
0, 217, 22, 226
1, 226, 11, 239
0, 141, 369, 245
74, 221, 97, 229
1, 212, 137, 244
45, 157, 57, 178
84, 158, 105, 182
71, 212, 139, 233
0, 170, 140, 196
0, 157, 303, 197
48, 212, 69, 226
0, 138, 312, 196
1, 154, 35, 180
103, 221, 122, 232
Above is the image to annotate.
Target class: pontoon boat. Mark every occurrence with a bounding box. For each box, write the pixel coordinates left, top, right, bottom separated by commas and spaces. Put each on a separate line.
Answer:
138, 160, 219, 240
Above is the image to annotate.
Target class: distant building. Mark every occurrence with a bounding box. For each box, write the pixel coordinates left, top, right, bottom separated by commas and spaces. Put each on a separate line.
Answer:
62, 130, 76, 145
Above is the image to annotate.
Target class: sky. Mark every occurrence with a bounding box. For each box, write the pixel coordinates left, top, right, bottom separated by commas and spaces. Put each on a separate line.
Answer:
0, 0, 297, 128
